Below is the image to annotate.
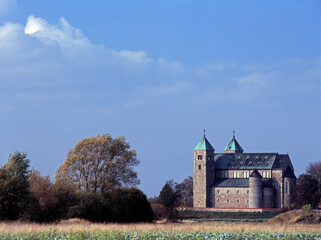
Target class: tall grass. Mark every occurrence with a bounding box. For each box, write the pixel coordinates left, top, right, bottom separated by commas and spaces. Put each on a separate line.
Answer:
0, 220, 319, 234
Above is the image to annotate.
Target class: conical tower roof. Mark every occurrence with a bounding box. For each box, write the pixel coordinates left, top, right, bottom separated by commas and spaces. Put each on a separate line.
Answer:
250, 169, 262, 178
224, 135, 243, 153
194, 136, 215, 151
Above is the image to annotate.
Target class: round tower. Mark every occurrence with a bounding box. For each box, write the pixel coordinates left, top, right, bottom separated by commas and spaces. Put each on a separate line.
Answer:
283, 167, 296, 209
249, 169, 263, 208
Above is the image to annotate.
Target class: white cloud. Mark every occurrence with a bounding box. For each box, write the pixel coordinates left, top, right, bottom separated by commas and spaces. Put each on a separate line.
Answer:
0, 0, 16, 15
0, 14, 318, 114
118, 50, 153, 64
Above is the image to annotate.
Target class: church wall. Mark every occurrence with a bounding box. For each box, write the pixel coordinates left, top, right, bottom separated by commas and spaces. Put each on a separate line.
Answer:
271, 170, 283, 208
284, 177, 296, 209
215, 169, 273, 179
213, 187, 249, 208
263, 187, 274, 208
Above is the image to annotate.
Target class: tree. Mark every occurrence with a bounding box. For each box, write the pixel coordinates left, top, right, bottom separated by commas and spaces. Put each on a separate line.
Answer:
29, 169, 73, 222
159, 179, 179, 208
0, 152, 33, 220
176, 176, 193, 207
294, 174, 320, 208
306, 161, 321, 193
55, 134, 140, 193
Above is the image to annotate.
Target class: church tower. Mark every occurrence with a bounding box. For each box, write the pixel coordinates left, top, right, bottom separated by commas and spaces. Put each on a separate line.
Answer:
224, 132, 243, 154
193, 131, 215, 207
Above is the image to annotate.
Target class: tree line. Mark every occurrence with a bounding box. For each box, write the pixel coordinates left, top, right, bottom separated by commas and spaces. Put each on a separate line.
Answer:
0, 134, 153, 222
294, 161, 321, 209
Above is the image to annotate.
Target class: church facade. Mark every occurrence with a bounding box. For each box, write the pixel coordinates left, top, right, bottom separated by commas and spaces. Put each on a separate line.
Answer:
193, 133, 296, 209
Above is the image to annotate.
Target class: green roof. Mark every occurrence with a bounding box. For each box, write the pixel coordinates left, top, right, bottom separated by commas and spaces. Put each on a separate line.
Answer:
214, 153, 278, 170
224, 136, 243, 152
194, 136, 215, 151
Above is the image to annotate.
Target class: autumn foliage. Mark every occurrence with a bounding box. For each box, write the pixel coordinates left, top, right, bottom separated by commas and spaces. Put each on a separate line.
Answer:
0, 134, 153, 223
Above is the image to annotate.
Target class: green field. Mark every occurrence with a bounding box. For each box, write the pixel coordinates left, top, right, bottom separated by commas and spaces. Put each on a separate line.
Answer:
0, 231, 320, 240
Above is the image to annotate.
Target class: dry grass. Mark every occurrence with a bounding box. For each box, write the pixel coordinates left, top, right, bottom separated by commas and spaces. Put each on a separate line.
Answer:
0, 219, 319, 234
268, 210, 321, 224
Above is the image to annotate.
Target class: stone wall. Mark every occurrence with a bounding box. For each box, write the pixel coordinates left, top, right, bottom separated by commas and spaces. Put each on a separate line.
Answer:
212, 187, 249, 208
271, 170, 283, 208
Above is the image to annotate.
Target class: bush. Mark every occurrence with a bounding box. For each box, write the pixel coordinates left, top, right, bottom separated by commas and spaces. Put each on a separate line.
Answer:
106, 188, 154, 222
302, 204, 312, 215
67, 191, 111, 222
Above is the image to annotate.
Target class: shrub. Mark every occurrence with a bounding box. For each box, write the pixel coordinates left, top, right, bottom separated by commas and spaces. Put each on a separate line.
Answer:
106, 188, 154, 222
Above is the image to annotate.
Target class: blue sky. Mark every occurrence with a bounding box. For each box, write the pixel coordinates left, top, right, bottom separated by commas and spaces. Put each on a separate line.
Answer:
0, 0, 320, 197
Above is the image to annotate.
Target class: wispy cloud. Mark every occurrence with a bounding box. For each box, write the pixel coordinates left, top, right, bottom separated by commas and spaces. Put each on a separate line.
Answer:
0, 15, 319, 114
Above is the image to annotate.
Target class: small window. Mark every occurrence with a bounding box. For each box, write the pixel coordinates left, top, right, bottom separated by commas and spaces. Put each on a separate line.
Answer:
217, 190, 220, 194
236, 199, 240, 203
227, 199, 230, 203
207, 156, 211, 160
217, 198, 220, 203
285, 181, 289, 194
198, 155, 202, 160
247, 200, 249, 203
227, 190, 230, 194
247, 190, 249, 195
198, 165, 201, 170
237, 190, 240, 194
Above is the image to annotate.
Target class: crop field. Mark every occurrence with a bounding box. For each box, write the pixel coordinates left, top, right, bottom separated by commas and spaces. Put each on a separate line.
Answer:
0, 221, 320, 239
0, 231, 320, 240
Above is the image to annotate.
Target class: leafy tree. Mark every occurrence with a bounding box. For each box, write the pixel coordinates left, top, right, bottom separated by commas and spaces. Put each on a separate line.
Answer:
29, 169, 73, 222
306, 161, 321, 193
294, 174, 320, 208
55, 134, 140, 193
159, 179, 179, 208
0, 152, 33, 220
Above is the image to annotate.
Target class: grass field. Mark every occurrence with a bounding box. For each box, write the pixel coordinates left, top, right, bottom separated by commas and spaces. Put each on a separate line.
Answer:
0, 220, 320, 233
0, 220, 320, 239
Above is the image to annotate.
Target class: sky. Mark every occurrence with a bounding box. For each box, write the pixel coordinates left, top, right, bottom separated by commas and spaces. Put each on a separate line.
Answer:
0, 0, 320, 197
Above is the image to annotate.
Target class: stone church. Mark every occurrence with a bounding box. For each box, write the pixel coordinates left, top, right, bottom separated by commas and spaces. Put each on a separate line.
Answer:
193, 133, 296, 209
